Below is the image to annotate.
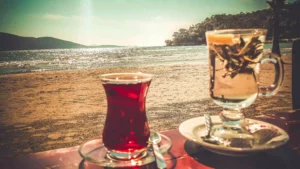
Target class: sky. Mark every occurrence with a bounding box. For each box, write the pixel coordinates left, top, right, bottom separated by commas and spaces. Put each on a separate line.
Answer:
0, 0, 297, 46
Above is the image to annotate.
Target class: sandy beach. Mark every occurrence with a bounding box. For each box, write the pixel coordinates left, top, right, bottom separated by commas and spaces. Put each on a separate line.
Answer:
0, 56, 292, 158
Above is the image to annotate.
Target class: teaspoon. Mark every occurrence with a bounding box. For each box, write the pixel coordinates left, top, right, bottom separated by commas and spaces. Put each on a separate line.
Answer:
149, 132, 167, 169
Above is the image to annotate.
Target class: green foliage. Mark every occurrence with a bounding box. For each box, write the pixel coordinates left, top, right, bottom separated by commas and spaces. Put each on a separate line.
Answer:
165, 1, 300, 46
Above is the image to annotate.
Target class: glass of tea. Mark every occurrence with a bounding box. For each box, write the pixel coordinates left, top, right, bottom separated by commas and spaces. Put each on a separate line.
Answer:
205, 29, 284, 145
100, 72, 152, 160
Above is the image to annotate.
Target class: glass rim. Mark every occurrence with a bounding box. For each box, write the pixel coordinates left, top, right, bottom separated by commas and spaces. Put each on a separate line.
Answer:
100, 72, 153, 84
205, 28, 267, 35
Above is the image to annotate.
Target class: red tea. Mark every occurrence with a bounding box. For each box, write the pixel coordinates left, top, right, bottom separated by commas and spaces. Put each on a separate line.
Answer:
101, 74, 151, 155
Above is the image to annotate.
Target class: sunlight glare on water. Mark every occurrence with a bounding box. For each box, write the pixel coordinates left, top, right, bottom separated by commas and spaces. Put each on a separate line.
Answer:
0, 44, 292, 75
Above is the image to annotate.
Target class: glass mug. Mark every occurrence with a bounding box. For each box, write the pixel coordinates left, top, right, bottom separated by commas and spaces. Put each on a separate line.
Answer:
100, 72, 152, 160
205, 29, 283, 141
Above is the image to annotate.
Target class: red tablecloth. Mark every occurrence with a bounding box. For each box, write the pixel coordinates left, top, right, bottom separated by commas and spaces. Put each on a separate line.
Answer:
1, 112, 300, 169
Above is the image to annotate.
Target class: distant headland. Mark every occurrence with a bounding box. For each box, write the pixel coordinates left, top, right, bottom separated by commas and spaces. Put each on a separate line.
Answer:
0, 32, 123, 51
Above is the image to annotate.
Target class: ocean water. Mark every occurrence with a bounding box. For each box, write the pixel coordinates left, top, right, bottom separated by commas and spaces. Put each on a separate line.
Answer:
0, 43, 292, 75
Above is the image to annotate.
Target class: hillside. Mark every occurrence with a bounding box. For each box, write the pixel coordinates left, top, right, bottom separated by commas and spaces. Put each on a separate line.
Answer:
165, 1, 300, 46
0, 32, 87, 51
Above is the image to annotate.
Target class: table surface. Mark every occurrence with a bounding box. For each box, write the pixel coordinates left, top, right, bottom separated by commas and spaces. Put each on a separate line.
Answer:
1, 111, 300, 169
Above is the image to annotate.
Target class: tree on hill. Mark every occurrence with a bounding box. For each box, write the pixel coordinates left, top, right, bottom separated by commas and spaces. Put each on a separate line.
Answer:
165, 1, 300, 47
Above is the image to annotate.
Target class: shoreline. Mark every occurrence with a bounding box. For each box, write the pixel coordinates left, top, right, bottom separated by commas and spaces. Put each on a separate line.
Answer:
0, 56, 292, 158
0, 59, 207, 77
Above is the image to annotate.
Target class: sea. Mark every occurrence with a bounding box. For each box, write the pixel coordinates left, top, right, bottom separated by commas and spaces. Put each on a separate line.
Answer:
0, 43, 292, 75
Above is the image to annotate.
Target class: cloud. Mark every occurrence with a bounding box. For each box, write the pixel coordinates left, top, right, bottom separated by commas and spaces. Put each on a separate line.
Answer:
43, 14, 68, 20
151, 16, 163, 21
139, 18, 190, 33
43, 13, 104, 23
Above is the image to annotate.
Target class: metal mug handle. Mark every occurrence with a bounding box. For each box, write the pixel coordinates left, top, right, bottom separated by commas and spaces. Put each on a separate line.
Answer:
259, 53, 284, 96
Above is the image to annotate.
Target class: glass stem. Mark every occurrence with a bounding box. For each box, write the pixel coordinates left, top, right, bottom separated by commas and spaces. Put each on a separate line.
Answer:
219, 109, 245, 128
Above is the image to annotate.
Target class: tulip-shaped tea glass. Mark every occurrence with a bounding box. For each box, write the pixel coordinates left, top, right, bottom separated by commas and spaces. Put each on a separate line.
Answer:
100, 72, 152, 160
79, 72, 172, 167
206, 29, 283, 146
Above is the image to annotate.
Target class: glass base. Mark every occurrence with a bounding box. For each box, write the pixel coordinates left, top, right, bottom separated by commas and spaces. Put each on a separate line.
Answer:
210, 124, 254, 148
207, 114, 288, 149
106, 149, 148, 161
78, 134, 172, 168
206, 110, 254, 148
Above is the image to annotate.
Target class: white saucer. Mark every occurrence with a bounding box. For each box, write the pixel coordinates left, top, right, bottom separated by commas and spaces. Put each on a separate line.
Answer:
179, 116, 289, 156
